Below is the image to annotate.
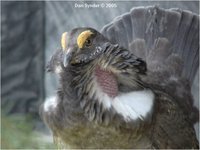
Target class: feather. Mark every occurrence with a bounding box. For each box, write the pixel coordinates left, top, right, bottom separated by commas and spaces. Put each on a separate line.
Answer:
101, 6, 199, 85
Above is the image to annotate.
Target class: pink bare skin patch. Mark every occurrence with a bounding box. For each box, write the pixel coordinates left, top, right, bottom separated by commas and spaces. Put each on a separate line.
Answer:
94, 66, 118, 98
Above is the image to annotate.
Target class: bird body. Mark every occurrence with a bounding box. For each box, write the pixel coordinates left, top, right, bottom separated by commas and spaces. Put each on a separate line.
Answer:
40, 6, 199, 149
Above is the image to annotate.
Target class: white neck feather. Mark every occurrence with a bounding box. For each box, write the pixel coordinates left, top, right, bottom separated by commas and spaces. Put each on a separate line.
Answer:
91, 78, 155, 122
44, 96, 58, 112
113, 90, 154, 121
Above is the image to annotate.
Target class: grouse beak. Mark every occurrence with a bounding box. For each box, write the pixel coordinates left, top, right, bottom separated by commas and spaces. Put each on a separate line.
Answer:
63, 49, 72, 67
61, 32, 73, 67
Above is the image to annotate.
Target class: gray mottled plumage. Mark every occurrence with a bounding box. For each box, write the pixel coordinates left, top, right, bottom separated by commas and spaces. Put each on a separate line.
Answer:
40, 6, 199, 149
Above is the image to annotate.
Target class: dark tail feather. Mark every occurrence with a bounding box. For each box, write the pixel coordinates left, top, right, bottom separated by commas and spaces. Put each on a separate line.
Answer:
170, 9, 199, 83
101, 6, 199, 85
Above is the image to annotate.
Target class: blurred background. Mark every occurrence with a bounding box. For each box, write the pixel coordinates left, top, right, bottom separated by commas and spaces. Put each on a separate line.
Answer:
1, 1, 199, 149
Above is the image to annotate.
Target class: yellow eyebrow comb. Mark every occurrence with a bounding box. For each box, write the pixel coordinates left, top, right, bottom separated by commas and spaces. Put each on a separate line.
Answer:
61, 32, 68, 50
77, 30, 93, 49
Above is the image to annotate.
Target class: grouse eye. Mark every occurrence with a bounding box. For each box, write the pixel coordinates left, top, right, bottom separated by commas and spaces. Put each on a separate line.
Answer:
85, 39, 92, 47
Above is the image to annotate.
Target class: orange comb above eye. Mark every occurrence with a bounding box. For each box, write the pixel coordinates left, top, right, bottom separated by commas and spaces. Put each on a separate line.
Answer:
77, 30, 93, 49
61, 32, 68, 51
